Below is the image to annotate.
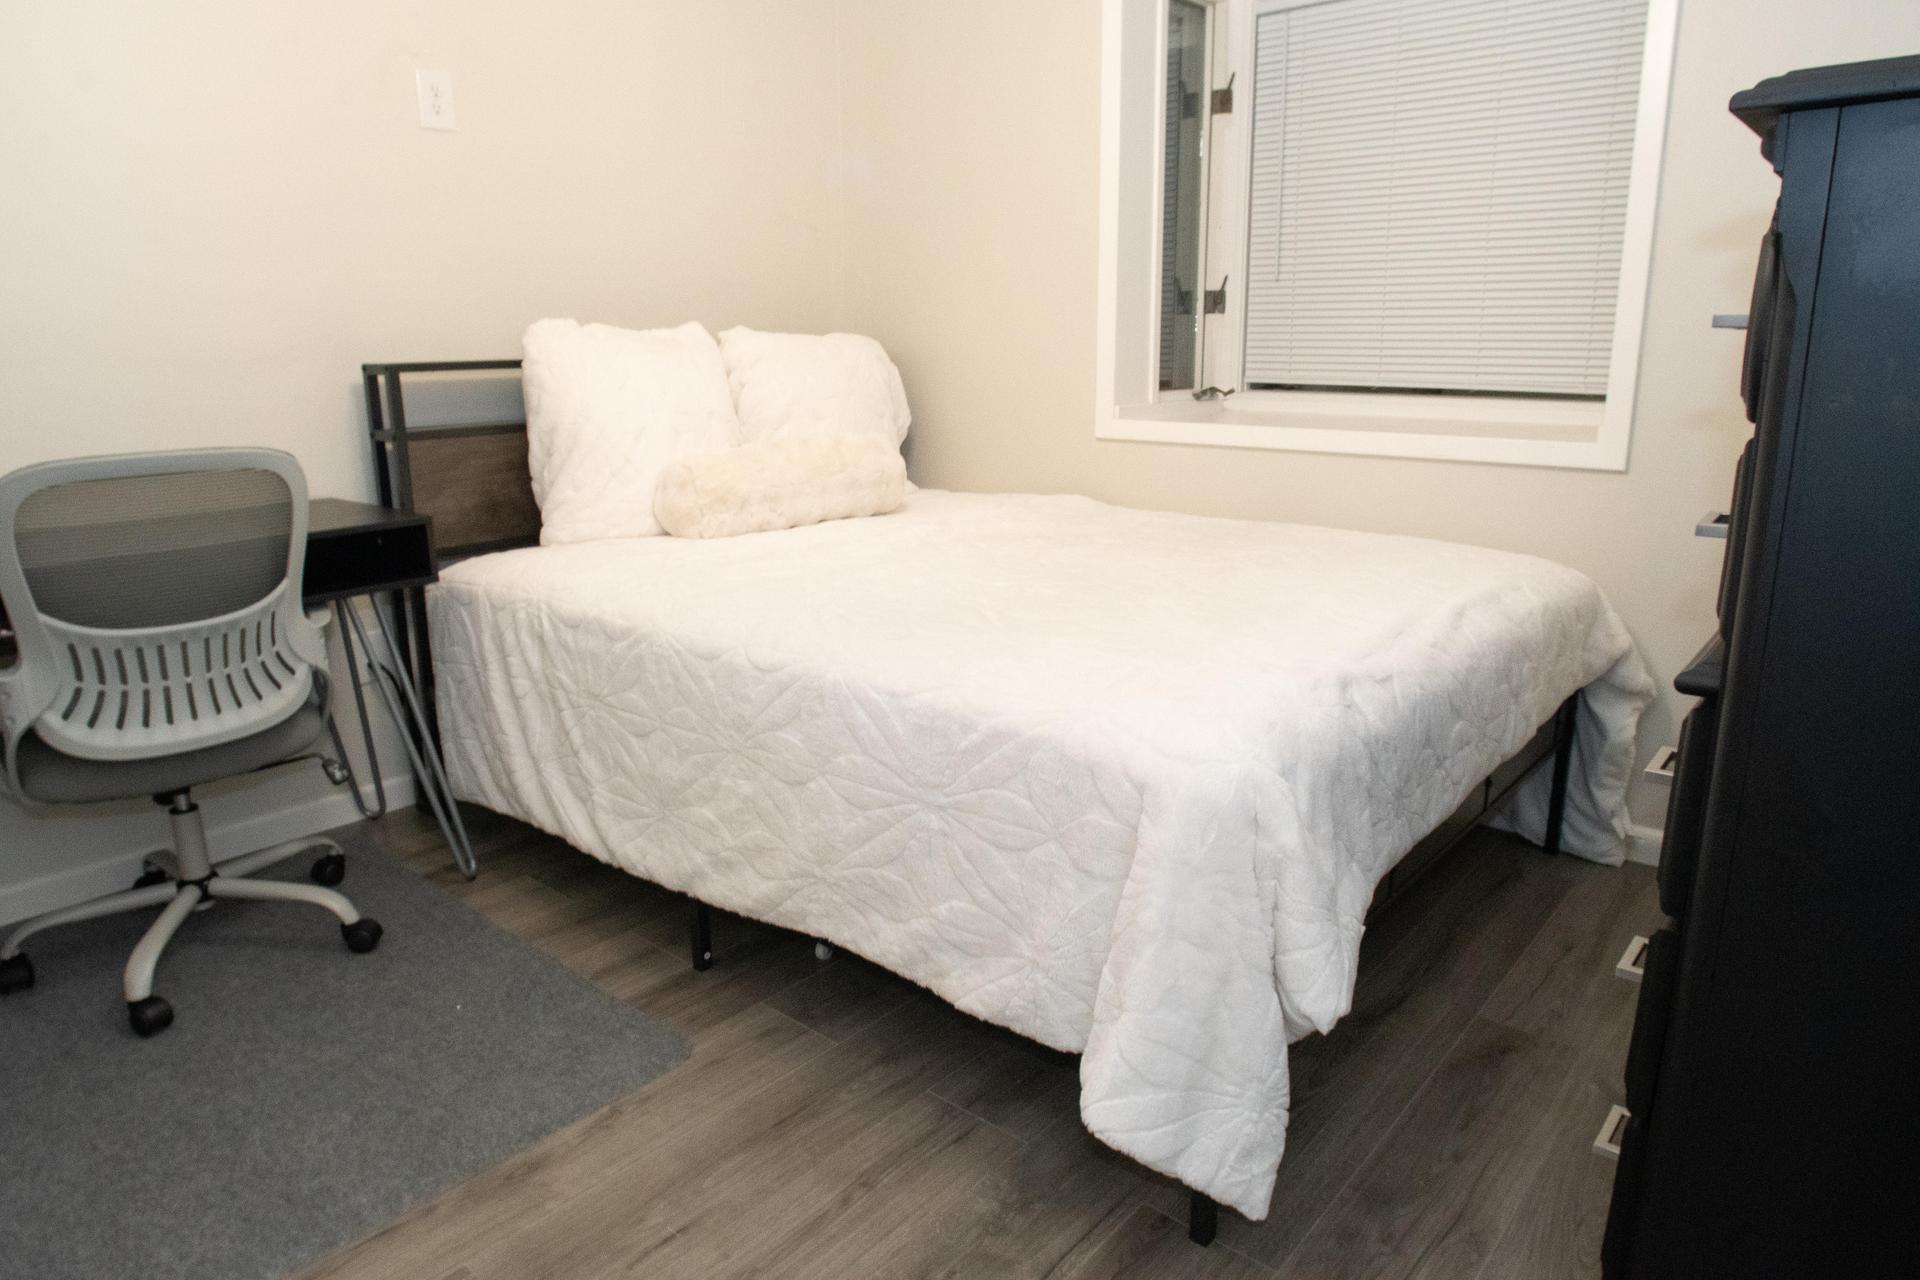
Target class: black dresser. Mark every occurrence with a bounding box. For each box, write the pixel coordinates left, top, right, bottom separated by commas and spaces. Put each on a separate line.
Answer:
1602, 56, 1920, 1279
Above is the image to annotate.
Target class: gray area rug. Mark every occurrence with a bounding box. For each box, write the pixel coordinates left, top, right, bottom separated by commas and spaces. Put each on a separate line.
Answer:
0, 834, 688, 1280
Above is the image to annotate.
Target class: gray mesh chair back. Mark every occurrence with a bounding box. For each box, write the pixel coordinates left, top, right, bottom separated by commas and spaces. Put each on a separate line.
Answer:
0, 450, 328, 791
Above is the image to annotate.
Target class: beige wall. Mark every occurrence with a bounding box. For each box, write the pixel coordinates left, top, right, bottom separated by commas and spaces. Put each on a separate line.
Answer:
0, 0, 848, 911
2, 0, 1914, 910
835, 0, 1920, 831
0, 0, 846, 492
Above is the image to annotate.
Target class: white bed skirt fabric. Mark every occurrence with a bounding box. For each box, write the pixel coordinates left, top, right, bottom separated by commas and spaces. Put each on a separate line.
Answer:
427, 489, 1652, 1220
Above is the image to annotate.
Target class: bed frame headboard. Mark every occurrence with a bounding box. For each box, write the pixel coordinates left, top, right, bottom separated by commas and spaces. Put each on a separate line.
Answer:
362, 360, 539, 562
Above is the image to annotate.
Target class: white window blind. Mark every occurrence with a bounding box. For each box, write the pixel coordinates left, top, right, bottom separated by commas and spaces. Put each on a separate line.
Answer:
1242, 0, 1650, 397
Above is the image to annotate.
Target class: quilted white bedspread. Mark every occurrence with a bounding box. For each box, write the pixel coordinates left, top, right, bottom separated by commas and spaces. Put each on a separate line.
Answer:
428, 489, 1652, 1219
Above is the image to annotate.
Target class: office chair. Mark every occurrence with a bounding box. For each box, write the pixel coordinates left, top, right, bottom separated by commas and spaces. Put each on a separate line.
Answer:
0, 449, 382, 1036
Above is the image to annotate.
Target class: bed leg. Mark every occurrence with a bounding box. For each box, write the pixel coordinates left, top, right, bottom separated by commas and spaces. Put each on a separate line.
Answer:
1188, 1191, 1218, 1246
1543, 695, 1578, 857
690, 899, 713, 972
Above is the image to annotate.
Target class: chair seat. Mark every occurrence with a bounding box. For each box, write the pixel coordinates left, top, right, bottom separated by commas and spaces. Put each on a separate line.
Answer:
14, 700, 329, 805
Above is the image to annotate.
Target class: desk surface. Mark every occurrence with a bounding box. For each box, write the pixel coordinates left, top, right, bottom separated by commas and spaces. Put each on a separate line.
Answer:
310, 498, 428, 539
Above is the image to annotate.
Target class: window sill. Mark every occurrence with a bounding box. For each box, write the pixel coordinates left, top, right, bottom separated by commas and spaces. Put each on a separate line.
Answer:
1096, 391, 1628, 471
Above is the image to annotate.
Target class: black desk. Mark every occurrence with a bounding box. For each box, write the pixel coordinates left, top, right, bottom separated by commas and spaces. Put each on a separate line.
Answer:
306, 499, 475, 877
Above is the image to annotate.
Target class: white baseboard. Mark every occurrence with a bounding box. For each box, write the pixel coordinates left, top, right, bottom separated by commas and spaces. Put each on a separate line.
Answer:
1625, 823, 1664, 867
0, 772, 416, 927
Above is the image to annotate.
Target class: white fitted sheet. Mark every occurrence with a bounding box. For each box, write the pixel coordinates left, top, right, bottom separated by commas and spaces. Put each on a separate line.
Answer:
427, 488, 1652, 1219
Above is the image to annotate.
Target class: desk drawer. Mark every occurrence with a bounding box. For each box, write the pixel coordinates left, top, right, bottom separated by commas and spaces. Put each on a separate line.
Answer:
304, 521, 436, 602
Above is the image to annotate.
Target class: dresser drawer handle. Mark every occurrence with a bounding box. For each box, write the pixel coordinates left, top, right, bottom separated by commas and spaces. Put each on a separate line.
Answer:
1645, 746, 1678, 783
1617, 935, 1649, 983
1594, 1103, 1631, 1160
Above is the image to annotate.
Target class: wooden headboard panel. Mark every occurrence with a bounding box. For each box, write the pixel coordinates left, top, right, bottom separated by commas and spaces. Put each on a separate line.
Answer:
363, 361, 540, 561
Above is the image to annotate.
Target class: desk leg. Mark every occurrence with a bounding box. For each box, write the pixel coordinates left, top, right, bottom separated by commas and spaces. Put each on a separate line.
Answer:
336, 598, 479, 879
384, 585, 437, 816
404, 583, 441, 754
327, 604, 388, 820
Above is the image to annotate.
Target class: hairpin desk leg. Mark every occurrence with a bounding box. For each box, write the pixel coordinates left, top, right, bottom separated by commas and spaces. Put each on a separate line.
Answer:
326, 605, 387, 820
333, 598, 480, 880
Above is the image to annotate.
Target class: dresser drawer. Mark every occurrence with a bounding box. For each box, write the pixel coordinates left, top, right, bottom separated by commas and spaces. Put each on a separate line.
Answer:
1604, 928, 1681, 1279
1624, 926, 1681, 1117
1602, 1106, 1654, 1280
1740, 217, 1780, 423
1658, 703, 1719, 921
1717, 437, 1755, 639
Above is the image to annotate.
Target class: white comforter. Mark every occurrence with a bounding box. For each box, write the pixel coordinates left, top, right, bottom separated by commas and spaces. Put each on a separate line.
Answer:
428, 489, 1652, 1219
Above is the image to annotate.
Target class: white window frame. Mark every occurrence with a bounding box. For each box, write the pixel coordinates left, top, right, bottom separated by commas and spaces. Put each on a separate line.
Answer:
1095, 0, 1681, 470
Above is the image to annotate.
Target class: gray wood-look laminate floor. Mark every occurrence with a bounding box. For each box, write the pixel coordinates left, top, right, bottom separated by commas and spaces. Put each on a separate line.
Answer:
299, 805, 1658, 1280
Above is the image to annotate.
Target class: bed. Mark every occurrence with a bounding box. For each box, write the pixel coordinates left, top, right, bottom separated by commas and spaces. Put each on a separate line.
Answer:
360, 354, 1651, 1232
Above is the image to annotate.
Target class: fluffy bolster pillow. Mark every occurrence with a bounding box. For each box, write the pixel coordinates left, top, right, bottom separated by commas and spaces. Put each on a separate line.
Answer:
654, 435, 907, 539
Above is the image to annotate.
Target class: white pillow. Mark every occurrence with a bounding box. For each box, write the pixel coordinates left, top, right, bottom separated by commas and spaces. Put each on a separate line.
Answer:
522, 318, 741, 543
716, 327, 910, 447
654, 435, 906, 539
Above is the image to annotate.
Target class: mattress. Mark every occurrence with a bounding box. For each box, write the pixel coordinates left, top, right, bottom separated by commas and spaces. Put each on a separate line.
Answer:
427, 488, 1652, 1219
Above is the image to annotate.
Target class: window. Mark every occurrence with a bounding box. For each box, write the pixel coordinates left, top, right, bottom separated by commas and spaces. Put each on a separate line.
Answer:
1159, 0, 1212, 391
1101, 0, 1680, 469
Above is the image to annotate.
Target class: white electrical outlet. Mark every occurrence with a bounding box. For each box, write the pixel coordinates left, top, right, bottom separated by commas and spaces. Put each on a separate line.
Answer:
416, 68, 457, 131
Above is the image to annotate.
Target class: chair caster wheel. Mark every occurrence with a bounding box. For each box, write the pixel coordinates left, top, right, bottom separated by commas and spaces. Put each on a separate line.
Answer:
128, 995, 174, 1037
132, 862, 170, 890
310, 852, 347, 887
0, 952, 34, 994
342, 919, 383, 954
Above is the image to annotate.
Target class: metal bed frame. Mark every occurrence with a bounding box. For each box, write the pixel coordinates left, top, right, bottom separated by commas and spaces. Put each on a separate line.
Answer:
362, 358, 532, 753
361, 357, 1581, 1249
